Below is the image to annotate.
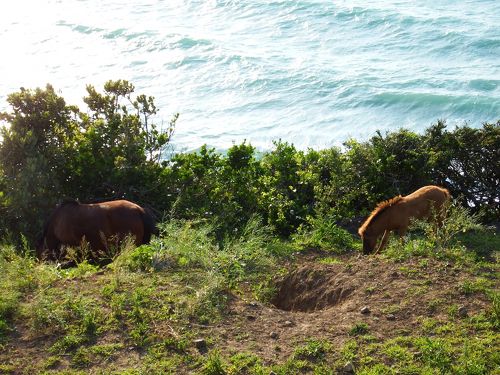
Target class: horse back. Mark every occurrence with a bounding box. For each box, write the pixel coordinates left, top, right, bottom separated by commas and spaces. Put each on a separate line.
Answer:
51, 203, 107, 246
406, 185, 450, 204
97, 200, 146, 244
403, 185, 450, 219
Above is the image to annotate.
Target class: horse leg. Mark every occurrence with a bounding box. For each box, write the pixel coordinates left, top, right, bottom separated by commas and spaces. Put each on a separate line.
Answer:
374, 230, 391, 254
397, 226, 408, 247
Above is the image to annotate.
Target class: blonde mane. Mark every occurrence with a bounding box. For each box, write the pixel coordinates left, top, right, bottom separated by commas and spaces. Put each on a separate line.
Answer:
358, 196, 403, 236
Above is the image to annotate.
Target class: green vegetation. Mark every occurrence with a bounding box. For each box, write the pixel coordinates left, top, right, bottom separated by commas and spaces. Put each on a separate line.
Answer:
0, 82, 498, 373
0, 81, 498, 244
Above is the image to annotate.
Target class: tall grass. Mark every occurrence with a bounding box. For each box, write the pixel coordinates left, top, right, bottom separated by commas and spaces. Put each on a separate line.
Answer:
113, 216, 281, 321
0, 244, 57, 340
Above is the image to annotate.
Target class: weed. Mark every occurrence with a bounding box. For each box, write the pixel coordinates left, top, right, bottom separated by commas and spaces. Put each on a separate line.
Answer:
365, 286, 376, 295
427, 298, 444, 313
64, 260, 100, 278
459, 278, 492, 296
202, 350, 226, 375
382, 304, 401, 315
227, 352, 264, 374
43, 355, 61, 369
447, 304, 459, 318
349, 323, 370, 336
414, 337, 453, 372
293, 339, 331, 362
318, 256, 343, 265
488, 291, 500, 329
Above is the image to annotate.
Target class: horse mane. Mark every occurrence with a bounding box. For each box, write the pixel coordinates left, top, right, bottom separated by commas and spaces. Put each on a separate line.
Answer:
358, 196, 403, 236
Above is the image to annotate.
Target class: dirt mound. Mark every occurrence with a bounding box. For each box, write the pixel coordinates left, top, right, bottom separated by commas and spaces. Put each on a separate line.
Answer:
272, 264, 354, 312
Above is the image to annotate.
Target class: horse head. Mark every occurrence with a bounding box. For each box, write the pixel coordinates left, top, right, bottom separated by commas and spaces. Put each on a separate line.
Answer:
361, 233, 377, 254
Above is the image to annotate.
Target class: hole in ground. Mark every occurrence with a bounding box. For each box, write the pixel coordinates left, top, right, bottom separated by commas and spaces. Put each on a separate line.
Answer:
271, 265, 353, 312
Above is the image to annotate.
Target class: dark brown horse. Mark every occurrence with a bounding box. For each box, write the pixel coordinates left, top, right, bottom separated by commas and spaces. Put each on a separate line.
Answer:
358, 185, 450, 254
36, 199, 158, 261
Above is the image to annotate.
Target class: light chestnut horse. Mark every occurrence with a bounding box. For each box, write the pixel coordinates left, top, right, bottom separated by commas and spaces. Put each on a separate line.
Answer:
36, 199, 158, 261
358, 185, 450, 254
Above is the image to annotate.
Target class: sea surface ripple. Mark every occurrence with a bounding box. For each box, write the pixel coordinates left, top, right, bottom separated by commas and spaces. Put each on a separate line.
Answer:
1, 0, 499, 151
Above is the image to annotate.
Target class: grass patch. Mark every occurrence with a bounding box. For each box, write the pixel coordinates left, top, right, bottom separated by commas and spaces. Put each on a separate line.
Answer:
0, 208, 497, 373
349, 323, 370, 336
293, 339, 331, 362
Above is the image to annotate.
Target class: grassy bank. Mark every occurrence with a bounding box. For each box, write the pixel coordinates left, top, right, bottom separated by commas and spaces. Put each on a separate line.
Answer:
0, 211, 498, 374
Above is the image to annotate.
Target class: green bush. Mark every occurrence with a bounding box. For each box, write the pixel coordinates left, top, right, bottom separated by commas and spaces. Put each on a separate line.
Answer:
293, 216, 354, 253
0, 81, 176, 243
0, 81, 497, 245
257, 141, 316, 236
425, 121, 500, 221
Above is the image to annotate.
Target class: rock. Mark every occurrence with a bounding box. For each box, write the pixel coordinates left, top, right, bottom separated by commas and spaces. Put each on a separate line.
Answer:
386, 314, 396, 321
248, 301, 259, 308
194, 338, 207, 354
283, 320, 294, 327
458, 306, 468, 317
343, 361, 355, 374
270, 331, 279, 339
360, 306, 370, 314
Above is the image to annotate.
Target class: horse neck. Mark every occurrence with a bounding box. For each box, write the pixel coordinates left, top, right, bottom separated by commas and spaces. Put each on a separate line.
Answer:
365, 210, 390, 237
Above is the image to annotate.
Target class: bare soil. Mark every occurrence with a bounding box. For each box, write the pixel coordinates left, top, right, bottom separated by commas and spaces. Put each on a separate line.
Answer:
208, 254, 492, 365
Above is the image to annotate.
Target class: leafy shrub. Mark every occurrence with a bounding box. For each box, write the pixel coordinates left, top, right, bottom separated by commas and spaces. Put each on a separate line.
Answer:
0, 81, 176, 243
257, 141, 315, 236
0, 81, 497, 246
425, 121, 500, 221
293, 216, 354, 253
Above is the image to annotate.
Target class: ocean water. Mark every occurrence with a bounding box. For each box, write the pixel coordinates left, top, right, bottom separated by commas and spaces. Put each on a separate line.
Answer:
1, 0, 499, 152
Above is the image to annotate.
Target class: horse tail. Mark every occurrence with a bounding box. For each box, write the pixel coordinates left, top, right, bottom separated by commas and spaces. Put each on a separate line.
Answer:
443, 187, 451, 201
35, 218, 50, 259
141, 208, 159, 244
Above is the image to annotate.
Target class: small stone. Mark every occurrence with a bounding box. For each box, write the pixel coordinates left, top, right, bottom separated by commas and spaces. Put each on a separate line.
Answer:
248, 301, 259, 307
386, 314, 396, 321
194, 338, 207, 354
343, 361, 355, 374
458, 306, 468, 317
283, 320, 294, 327
360, 306, 371, 314
270, 331, 279, 339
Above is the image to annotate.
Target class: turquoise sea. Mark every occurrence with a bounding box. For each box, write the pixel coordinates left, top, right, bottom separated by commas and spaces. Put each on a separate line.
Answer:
1, 0, 499, 151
